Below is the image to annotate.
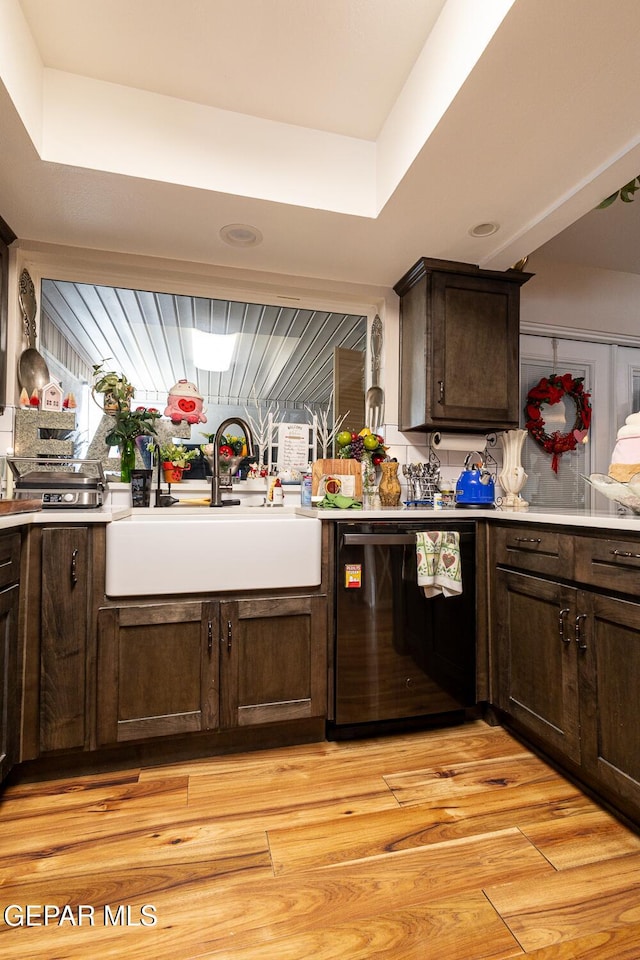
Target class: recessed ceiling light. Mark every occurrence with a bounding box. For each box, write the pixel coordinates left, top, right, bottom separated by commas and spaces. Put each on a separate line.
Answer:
219, 223, 263, 247
468, 221, 500, 238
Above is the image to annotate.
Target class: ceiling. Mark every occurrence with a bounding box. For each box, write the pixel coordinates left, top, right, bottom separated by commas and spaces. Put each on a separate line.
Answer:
1, 0, 640, 287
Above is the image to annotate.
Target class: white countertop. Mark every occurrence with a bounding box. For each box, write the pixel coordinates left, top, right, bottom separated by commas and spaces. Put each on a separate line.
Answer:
0, 504, 130, 529
297, 505, 640, 533
1, 500, 639, 535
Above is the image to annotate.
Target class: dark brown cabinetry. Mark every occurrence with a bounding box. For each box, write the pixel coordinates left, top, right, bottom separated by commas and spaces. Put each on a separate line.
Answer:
0, 532, 21, 784
96, 601, 218, 745
219, 596, 327, 728
39, 527, 91, 752
21, 524, 104, 760
494, 569, 580, 763
0, 216, 16, 412
394, 258, 531, 433
491, 523, 640, 824
96, 593, 327, 746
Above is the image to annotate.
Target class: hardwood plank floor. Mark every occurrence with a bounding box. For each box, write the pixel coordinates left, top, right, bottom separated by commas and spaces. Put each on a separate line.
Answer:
1, 720, 640, 959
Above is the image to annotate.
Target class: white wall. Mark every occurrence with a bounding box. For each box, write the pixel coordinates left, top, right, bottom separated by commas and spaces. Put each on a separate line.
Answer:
522, 255, 640, 342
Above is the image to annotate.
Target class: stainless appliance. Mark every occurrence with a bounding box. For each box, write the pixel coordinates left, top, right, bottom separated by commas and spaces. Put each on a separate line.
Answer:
9, 458, 107, 508
329, 520, 476, 738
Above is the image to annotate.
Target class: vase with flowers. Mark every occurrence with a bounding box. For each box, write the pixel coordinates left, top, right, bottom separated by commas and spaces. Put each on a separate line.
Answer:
93, 362, 161, 481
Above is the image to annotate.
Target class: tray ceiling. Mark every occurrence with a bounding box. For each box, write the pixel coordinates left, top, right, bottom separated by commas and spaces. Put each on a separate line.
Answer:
2, 1, 640, 285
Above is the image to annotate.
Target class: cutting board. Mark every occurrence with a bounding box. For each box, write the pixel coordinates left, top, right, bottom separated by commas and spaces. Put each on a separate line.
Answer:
311, 459, 362, 497
0, 498, 42, 515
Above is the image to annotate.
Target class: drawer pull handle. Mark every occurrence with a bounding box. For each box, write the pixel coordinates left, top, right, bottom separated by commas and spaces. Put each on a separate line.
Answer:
610, 549, 640, 560
514, 537, 542, 544
207, 620, 213, 656
226, 619, 232, 652
437, 380, 445, 404
70, 548, 79, 586
558, 607, 570, 643
575, 613, 588, 651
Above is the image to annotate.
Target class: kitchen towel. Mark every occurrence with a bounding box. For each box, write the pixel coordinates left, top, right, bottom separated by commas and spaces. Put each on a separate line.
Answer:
416, 531, 462, 598
317, 492, 362, 509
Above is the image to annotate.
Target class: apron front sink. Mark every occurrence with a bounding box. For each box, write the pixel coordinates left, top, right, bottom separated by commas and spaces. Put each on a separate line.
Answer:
105, 508, 322, 596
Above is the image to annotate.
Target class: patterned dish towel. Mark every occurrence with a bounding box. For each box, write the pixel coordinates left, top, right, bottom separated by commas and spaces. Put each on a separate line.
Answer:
416, 531, 462, 598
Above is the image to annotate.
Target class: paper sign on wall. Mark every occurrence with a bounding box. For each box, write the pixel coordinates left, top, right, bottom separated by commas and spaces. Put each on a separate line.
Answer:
277, 423, 310, 470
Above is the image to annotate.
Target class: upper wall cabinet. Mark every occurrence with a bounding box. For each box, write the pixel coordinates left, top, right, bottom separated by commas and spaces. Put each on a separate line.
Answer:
0, 216, 17, 413
394, 258, 532, 433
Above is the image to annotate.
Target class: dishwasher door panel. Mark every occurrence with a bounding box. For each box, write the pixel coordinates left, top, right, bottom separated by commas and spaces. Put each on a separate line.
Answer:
334, 526, 476, 727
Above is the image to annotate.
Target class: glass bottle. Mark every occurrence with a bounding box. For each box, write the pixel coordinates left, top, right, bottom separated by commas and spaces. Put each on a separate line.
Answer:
119, 439, 137, 482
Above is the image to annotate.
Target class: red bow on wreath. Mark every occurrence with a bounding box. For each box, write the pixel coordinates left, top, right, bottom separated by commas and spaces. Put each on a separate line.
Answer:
525, 373, 592, 473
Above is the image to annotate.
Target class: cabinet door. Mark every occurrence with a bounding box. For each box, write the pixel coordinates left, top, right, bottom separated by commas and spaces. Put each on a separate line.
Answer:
220, 596, 327, 728
431, 272, 520, 429
0, 584, 19, 784
97, 601, 218, 744
40, 527, 89, 752
494, 569, 580, 763
579, 591, 640, 817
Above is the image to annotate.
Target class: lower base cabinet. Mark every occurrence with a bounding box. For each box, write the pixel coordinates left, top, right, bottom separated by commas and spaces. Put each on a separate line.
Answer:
0, 581, 19, 784
97, 601, 219, 744
0, 531, 20, 783
494, 566, 640, 823
219, 596, 327, 728
579, 591, 640, 815
40, 527, 91, 753
97, 594, 327, 746
494, 569, 581, 764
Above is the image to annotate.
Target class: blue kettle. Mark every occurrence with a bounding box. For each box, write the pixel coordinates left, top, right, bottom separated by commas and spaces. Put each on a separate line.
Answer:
455, 452, 495, 507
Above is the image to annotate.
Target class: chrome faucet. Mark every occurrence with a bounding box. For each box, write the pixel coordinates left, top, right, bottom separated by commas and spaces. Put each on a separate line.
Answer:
208, 417, 254, 507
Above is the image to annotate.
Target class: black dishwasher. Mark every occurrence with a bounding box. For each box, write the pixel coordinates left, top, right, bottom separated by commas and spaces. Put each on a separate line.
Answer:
328, 520, 476, 739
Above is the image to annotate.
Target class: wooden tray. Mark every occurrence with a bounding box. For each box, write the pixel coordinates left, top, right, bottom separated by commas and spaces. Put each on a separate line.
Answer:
0, 498, 42, 515
311, 458, 362, 497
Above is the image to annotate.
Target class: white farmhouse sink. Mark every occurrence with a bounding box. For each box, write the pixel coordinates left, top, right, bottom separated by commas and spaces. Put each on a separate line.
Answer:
105, 507, 322, 597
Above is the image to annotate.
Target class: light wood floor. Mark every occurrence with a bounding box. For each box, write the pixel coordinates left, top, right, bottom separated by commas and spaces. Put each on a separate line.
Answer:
2, 721, 640, 959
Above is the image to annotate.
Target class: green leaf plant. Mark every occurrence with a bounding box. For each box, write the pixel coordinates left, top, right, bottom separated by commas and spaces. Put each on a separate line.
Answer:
598, 176, 640, 208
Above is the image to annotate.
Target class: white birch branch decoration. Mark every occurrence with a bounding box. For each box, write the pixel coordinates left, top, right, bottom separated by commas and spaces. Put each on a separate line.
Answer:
243, 387, 280, 465
306, 391, 350, 458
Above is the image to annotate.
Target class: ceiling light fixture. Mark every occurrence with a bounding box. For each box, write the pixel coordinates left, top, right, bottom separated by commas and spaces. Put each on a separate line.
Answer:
192, 331, 238, 371
468, 221, 500, 238
219, 223, 263, 247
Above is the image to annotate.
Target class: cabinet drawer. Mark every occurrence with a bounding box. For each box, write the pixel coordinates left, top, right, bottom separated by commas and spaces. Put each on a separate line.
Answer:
0, 532, 20, 589
493, 525, 571, 578
574, 534, 640, 594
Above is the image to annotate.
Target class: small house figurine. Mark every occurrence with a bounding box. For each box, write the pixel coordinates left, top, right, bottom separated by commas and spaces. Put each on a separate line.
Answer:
41, 380, 64, 412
